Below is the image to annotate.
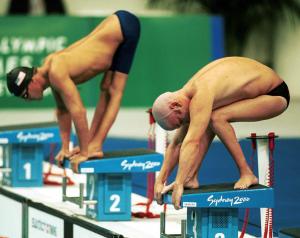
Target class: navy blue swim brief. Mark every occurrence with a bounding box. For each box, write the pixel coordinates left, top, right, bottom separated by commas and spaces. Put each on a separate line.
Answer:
110, 10, 141, 74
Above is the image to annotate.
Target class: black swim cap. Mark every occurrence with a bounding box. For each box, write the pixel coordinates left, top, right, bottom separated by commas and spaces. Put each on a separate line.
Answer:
6, 67, 35, 96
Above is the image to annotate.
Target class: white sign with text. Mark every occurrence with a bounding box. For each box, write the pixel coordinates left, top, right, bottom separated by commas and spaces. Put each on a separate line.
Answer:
28, 207, 64, 238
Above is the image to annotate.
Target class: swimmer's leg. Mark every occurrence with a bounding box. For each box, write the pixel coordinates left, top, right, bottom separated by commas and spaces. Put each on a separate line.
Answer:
210, 95, 287, 189
88, 71, 128, 158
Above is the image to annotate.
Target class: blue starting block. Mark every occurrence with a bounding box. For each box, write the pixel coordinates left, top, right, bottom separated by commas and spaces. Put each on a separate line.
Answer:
63, 148, 163, 221
0, 122, 63, 187
161, 183, 274, 238
279, 228, 300, 238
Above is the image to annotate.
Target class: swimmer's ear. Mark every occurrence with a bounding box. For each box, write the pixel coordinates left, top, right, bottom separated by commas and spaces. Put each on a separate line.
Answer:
170, 101, 181, 111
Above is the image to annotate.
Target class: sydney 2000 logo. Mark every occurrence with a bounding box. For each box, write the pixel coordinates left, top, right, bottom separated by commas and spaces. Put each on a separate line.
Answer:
207, 194, 250, 206
121, 160, 161, 171
16, 131, 54, 142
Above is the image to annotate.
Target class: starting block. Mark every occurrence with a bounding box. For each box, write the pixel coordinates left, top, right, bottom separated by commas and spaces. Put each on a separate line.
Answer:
0, 122, 62, 187
161, 183, 274, 238
63, 148, 163, 221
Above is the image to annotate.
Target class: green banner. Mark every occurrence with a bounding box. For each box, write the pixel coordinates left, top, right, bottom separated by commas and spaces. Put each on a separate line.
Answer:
0, 15, 223, 108
124, 15, 212, 107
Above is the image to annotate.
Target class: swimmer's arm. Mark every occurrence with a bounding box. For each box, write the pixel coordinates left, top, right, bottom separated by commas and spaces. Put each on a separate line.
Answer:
49, 57, 89, 156
52, 89, 72, 152
156, 124, 189, 184
175, 87, 214, 185
91, 71, 127, 144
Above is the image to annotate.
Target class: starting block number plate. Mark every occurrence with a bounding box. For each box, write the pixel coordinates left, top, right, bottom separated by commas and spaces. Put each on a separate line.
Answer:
215, 234, 225, 238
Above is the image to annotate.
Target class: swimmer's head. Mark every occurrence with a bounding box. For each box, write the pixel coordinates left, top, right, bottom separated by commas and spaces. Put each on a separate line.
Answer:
6, 66, 35, 98
7, 66, 45, 100
152, 91, 190, 130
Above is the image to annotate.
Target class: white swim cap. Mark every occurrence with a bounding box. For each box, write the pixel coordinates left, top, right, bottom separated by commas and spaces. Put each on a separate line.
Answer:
152, 92, 175, 130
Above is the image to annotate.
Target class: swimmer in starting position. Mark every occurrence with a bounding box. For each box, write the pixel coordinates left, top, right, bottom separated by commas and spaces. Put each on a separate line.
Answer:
6, 10, 140, 172
152, 57, 290, 209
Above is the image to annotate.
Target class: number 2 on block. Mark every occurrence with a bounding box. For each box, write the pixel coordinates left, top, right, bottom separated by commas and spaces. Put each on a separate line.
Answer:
110, 194, 121, 212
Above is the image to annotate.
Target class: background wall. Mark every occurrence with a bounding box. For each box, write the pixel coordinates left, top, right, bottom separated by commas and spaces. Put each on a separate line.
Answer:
0, 0, 299, 140
274, 19, 300, 99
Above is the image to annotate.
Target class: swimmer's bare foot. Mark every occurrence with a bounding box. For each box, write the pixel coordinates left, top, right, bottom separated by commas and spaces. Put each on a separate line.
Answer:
70, 154, 88, 173
184, 177, 200, 189
87, 143, 104, 158
88, 151, 104, 158
69, 146, 80, 157
234, 174, 258, 189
